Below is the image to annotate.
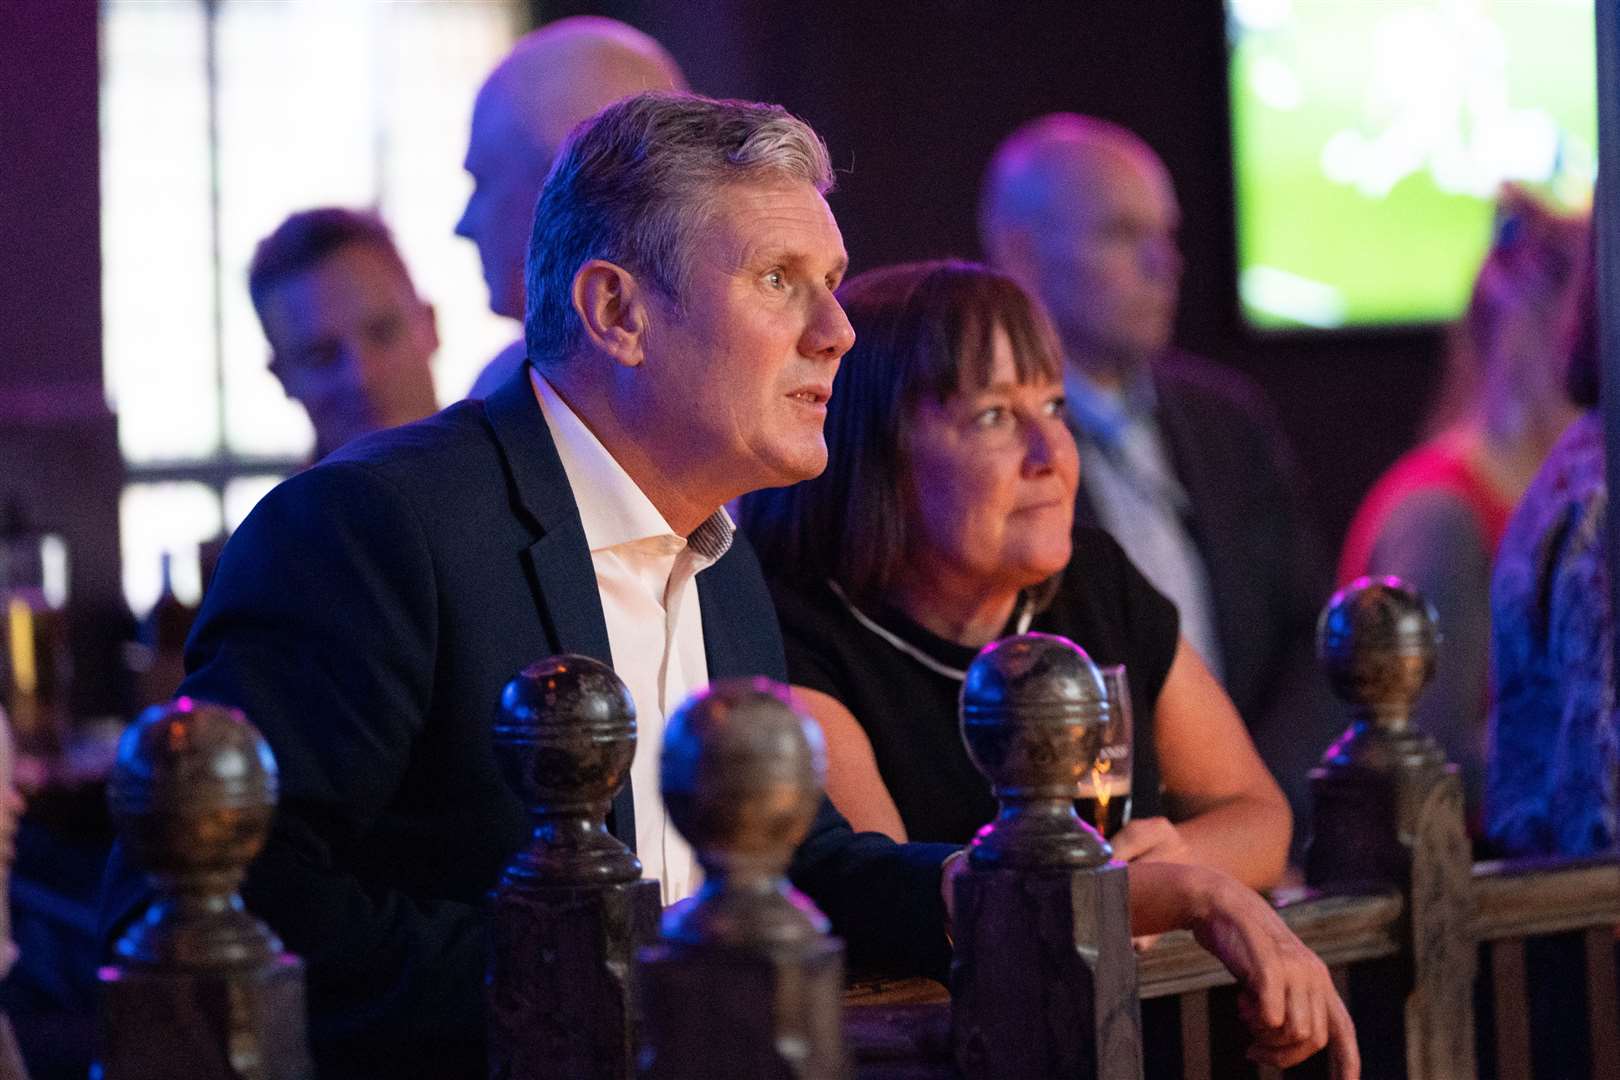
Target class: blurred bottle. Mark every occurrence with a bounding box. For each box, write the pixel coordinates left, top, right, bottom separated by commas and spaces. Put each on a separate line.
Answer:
132, 551, 195, 709
0, 496, 71, 758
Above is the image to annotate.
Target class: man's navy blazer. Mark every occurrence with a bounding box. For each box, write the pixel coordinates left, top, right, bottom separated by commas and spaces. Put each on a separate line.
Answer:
101, 367, 954, 1076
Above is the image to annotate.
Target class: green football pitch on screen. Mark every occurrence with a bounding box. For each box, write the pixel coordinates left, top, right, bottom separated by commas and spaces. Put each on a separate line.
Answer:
1229, 0, 1595, 331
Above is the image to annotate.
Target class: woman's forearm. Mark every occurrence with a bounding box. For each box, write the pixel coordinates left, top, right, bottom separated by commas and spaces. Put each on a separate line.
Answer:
1170, 791, 1292, 890
1126, 860, 1223, 935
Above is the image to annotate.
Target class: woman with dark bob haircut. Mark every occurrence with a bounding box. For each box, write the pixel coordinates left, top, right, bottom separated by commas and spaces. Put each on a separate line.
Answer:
741, 260, 1290, 890
745, 261, 1355, 1074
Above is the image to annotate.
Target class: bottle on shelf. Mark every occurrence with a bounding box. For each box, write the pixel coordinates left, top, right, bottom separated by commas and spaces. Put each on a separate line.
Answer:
0, 495, 71, 759
133, 551, 196, 709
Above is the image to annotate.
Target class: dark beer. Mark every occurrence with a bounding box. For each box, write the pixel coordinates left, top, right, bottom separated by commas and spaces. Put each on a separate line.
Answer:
1074, 777, 1131, 837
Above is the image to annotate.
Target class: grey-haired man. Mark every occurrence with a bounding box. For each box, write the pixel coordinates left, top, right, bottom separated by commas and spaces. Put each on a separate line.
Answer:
104, 94, 1355, 1079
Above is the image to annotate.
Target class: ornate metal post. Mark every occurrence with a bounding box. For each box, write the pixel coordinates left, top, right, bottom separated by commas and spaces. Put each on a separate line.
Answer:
950, 633, 1142, 1080
636, 678, 848, 1080
485, 655, 661, 1080
96, 698, 313, 1080
1306, 577, 1476, 1079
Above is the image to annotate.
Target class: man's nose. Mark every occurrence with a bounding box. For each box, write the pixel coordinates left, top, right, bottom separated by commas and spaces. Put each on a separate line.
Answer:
803, 289, 856, 361
453, 194, 478, 240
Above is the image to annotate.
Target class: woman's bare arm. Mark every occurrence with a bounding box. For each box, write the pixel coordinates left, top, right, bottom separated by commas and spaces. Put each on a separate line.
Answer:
1111, 636, 1292, 889
792, 685, 909, 842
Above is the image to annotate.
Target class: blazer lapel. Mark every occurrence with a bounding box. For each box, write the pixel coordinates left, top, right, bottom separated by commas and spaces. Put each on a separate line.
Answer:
697, 534, 788, 684
699, 572, 742, 682
482, 363, 635, 847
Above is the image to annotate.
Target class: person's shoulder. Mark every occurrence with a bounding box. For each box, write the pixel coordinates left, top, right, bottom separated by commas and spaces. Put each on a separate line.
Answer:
312, 400, 503, 503
1374, 483, 1483, 538
226, 401, 506, 562
467, 340, 528, 400
324, 399, 493, 475
1538, 410, 1606, 490
762, 573, 869, 698
1152, 349, 1276, 421
1064, 525, 1162, 604
1516, 413, 1604, 519
1500, 411, 1606, 562
1068, 524, 1131, 571
1050, 527, 1179, 665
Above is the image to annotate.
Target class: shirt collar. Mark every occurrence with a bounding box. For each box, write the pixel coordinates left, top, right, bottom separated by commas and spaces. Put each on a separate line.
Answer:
531, 368, 734, 562
1062, 363, 1157, 448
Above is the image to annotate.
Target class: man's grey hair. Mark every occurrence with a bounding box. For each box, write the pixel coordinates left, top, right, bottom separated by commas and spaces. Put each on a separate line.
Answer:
525, 92, 834, 366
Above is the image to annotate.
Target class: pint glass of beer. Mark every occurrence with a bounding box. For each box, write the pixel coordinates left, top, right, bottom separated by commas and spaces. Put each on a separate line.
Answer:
1076, 664, 1132, 836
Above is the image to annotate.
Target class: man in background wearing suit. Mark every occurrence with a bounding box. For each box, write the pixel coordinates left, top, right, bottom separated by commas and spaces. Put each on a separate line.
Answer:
980, 115, 1339, 842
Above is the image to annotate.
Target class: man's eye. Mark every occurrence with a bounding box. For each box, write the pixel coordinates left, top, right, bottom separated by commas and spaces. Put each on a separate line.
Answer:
299, 344, 341, 370
764, 269, 786, 289
1043, 395, 1067, 417
369, 316, 404, 347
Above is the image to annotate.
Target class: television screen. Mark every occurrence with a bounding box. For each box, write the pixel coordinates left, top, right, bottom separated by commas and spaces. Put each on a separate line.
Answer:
1229, 0, 1596, 331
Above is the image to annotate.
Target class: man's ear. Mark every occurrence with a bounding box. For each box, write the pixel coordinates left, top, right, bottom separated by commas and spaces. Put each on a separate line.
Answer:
990, 224, 1037, 281
571, 259, 648, 368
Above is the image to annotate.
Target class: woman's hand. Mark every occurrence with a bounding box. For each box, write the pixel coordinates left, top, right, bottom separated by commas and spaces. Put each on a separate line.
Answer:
1190, 872, 1360, 1078
1108, 815, 1192, 865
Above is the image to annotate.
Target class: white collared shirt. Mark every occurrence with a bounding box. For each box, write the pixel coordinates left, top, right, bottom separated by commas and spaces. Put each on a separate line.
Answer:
531, 369, 733, 905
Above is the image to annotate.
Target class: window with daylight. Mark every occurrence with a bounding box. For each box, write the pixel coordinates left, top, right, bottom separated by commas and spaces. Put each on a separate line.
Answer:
100, 0, 522, 616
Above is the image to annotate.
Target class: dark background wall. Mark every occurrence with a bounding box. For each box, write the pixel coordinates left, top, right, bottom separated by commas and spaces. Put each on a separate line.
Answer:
543, 0, 1448, 551
0, 1, 126, 715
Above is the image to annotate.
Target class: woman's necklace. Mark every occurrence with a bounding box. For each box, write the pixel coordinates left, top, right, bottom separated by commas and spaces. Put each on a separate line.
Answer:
825, 579, 1034, 682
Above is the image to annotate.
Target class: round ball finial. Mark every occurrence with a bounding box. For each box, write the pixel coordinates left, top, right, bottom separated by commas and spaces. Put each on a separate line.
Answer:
959, 633, 1111, 869
492, 654, 641, 884
107, 697, 282, 968
109, 697, 278, 879
1317, 576, 1439, 728
661, 679, 825, 875
659, 678, 827, 946
494, 654, 637, 806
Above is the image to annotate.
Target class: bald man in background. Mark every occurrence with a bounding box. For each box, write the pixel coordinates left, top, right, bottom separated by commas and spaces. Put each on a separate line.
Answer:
980, 115, 1338, 849
456, 17, 686, 398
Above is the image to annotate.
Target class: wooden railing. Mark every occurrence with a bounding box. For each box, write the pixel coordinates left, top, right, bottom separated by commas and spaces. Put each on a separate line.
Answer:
840, 858, 1618, 1079
1471, 857, 1620, 1080
1137, 888, 1406, 999
90, 580, 1620, 1079
1137, 890, 1404, 1080
840, 581, 1620, 1079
